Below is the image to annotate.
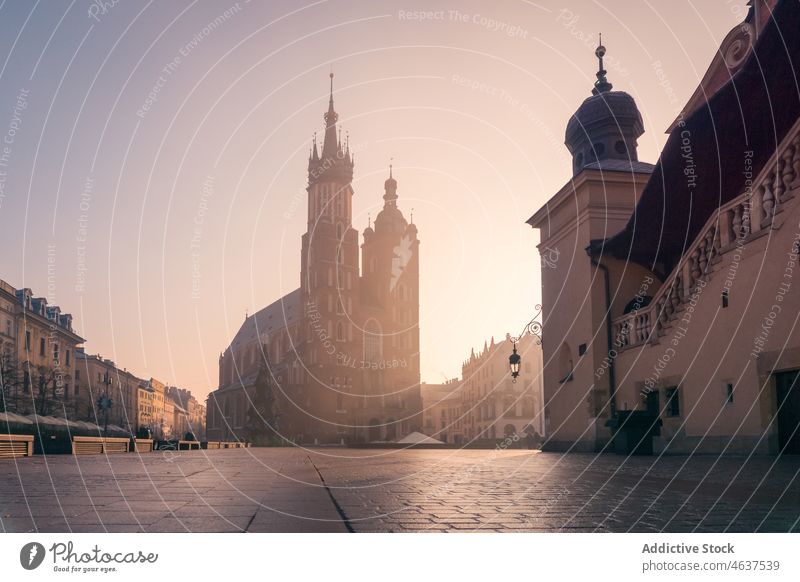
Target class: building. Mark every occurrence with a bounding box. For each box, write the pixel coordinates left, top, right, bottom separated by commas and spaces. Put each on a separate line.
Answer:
528, 0, 800, 453
419, 333, 544, 446
73, 350, 141, 433
207, 75, 422, 444
0, 279, 84, 417
458, 333, 543, 444
166, 386, 206, 440
420, 379, 462, 443
137, 381, 156, 436
139, 378, 170, 439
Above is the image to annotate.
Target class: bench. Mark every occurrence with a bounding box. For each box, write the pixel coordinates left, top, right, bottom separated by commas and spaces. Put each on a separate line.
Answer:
72, 436, 130, 455
0, 434, 34, 458
133, 438, 153, 452
202, 441, 221, 449
177, 440, 201, 450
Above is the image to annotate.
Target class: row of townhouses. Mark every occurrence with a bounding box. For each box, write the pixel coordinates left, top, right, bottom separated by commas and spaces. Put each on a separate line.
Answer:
421, 332, 544, 446
0, 277, 205, 440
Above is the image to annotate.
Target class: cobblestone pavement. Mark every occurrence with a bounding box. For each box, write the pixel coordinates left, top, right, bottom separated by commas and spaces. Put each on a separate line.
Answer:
1, 448, 798, 532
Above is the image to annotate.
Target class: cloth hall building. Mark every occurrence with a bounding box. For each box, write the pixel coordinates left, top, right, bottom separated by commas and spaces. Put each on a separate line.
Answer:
529, 0, 800, 454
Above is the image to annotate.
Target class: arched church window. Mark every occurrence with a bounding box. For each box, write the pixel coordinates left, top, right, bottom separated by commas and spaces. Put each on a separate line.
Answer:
336, 321, 345, 342
615, 140, 628, 155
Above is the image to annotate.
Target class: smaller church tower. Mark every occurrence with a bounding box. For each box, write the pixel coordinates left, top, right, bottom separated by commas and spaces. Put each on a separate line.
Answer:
359, 166, 421, 440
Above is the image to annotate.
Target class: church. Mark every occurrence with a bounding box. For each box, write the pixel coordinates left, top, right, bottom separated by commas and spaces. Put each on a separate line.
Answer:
529, 0, 800, 454
206, 75, 422, 444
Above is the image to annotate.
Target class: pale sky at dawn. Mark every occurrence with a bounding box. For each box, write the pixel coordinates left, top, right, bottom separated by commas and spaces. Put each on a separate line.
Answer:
0, 0, 748, 399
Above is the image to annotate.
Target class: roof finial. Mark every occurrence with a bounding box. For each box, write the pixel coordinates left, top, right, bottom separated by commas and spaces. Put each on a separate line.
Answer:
389, 157, 393, 178
410, 207, 414, 224
367, 213, 371, 228
593, 33, 613, 95
329, 70, 334, 106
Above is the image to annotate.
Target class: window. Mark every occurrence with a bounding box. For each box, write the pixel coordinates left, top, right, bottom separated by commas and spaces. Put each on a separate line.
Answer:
336, 321, 345, 342
665, 387, 680, 417
726, 383, 734, 404
578, 343, 587, 356
25, 330, 30, 351
39, 337, 45, 356
336, 394, 344, 411
75, 369, 80, 381
5, 319, 10, 337
66, 350, 71, 367
558, 343, 573, 383
614, 140, 627, 154
336, 223, 343, 240
722, 290, 729, 308
53, 343, 59, 362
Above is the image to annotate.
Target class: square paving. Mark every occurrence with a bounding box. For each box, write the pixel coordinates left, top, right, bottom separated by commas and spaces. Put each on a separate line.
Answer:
1, 448, 798, 532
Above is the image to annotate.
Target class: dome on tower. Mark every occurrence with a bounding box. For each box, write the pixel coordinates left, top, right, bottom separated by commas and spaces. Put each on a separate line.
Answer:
374, 164, 408, 234
564, 38, 644, 176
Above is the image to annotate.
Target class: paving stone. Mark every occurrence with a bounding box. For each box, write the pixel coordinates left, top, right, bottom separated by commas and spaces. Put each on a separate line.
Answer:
1, 449, 799, 532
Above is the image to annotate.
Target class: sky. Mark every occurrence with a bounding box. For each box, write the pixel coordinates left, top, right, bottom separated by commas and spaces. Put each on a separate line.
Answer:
0, 0, 749, 399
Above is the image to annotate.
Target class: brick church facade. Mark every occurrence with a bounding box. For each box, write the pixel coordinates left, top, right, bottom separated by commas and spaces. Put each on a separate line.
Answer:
206, 76, 422, 444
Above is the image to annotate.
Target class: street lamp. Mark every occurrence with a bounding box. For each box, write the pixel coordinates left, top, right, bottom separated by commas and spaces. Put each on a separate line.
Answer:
97, 370, 114, 436
508, 304, 543, 383
509, 345, 521, 379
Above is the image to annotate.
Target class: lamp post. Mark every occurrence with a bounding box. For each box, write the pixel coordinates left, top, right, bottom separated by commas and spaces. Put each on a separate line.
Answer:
508, 304, 543, 383
97, 370, 114, 436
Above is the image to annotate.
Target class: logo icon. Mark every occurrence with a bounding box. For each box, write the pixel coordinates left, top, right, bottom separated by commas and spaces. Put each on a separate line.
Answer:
390, 234, 414, 291
20, 542, 46, 570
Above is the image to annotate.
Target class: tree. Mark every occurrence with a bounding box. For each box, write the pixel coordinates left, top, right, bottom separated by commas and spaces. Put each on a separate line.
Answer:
31, 365, 66, 417
0, 351, 23, 413
244, 347, 279, 446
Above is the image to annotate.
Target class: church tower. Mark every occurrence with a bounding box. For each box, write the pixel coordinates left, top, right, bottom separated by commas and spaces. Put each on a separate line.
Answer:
359, 166, 422, 439
300, 74, 360, 440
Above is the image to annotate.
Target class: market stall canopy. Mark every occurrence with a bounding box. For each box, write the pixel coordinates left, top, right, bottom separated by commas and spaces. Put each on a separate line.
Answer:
395, 431, 445, 445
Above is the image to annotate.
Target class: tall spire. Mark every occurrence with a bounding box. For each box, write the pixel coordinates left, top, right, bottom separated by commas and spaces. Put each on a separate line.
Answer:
592, 33, 612, 95
322, 72, 339, 156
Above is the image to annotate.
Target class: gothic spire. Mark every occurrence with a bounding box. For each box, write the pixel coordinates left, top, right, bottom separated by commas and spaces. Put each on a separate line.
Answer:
322, 72, 339, 157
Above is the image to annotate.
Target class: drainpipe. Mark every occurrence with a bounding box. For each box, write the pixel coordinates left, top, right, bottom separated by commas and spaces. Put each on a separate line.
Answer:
588, 251, 617, 417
